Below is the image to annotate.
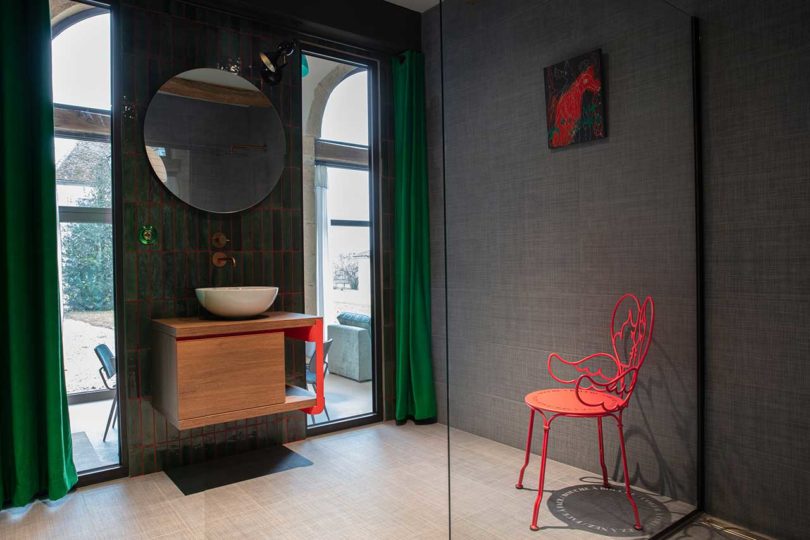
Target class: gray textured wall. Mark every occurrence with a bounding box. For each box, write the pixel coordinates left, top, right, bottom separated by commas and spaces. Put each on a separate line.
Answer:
427, 0, 810, 537
425, 0, 698, 506
671, 1, 810, 538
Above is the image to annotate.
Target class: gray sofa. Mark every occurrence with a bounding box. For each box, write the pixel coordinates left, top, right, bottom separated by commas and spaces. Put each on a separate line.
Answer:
327, 312, 372, 382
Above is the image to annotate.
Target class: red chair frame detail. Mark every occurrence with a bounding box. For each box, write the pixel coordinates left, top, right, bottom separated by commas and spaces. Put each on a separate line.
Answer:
515, 293, 655, 532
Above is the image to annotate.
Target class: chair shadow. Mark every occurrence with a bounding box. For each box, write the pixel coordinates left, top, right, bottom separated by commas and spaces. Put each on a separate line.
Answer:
606, 336, 699, 505
526, 476, 673, 537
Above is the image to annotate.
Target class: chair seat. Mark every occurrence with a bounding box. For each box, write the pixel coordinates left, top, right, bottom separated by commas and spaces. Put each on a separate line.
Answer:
524, 388, 621, 415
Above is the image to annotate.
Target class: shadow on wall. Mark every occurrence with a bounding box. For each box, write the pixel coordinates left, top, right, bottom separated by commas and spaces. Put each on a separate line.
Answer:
615, 337, 697, 502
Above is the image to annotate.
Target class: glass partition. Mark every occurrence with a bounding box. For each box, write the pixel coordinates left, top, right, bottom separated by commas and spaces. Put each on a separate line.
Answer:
431, 1, 700, 537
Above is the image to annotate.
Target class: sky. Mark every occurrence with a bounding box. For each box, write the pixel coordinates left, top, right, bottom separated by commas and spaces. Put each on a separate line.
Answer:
320, 69, 368, 146
52, 13, 111, 110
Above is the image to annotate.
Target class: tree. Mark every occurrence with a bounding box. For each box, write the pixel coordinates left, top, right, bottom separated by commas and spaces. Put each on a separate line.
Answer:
59, 141, 113, 311
332, 253, 360, 290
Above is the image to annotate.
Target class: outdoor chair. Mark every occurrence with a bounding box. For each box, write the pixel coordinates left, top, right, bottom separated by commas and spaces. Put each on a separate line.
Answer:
306, 339, 333, 423
93, 344, 118, 442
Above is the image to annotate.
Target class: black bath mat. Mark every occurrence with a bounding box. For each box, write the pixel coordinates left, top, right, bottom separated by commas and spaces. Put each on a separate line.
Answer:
166, 445, 313, 495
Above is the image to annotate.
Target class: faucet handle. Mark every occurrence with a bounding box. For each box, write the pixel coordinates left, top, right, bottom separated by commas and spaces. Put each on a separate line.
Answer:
211, 232, 230, 248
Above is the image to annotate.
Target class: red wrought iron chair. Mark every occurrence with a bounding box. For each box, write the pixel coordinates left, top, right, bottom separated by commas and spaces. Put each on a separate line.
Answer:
515, 293, 654, 532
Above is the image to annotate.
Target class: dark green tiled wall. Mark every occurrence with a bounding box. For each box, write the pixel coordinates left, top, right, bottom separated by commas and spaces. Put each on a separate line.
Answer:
119, 0, 307, 475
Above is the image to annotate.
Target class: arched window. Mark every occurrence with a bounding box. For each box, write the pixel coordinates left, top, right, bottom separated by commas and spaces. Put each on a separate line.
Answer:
308, 65, 371, 325
51, 2, 118, 471
321, 71, 368, 145
52, 11, 111, 110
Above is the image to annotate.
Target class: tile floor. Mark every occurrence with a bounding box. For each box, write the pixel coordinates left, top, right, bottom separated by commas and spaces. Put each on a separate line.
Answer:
1, 422, 697, 539
446, 428, 693, 539
669, 516, 774, 540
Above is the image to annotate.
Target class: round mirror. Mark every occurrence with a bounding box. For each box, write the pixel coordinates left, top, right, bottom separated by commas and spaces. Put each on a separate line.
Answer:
143, 68, 286, 213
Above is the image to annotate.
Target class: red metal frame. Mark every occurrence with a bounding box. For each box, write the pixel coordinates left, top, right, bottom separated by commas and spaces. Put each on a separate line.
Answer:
516, 294, 654, 532
279, 319, 325, 416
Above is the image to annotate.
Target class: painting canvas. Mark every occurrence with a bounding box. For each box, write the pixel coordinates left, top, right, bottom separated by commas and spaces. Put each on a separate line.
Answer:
543, 49, 605, 149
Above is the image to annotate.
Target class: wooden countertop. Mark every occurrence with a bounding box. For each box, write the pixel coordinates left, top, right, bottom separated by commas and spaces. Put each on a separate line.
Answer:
153, 311, 320, 338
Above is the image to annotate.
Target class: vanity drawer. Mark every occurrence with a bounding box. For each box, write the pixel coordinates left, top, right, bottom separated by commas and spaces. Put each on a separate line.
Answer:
175, 332, 285, 420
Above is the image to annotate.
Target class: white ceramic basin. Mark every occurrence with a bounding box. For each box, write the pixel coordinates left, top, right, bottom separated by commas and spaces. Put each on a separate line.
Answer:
195, 286, 279, 318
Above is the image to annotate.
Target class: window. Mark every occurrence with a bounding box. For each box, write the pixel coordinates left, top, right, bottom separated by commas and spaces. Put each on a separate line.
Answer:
321, 71, 368, 145
302, 55, 375, 428
318, 72, 371, 325
51, 4, 118, 471
52, 12, 111, 109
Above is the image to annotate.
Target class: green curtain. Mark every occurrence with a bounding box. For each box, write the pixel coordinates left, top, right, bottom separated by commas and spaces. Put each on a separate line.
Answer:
392, 51, 437, 424
0, 0, 78, 508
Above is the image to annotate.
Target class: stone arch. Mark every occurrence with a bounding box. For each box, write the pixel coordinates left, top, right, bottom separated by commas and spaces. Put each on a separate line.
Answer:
304, 64, 357, 138
303, 62, 363, 315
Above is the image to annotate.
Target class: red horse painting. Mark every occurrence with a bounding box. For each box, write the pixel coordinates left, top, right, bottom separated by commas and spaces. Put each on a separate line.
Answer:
544, 50, 605, 149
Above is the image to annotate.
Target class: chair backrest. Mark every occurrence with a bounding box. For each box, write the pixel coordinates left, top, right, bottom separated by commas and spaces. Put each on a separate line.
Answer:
307, 339, 333, 375
94, 344, 116, 378
608, 293, 655, 404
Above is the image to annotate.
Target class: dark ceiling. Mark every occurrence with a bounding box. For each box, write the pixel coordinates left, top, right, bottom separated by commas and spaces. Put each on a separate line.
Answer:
185, 0, 422, 54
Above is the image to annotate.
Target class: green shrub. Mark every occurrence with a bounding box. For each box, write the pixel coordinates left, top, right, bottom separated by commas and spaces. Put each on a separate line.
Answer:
59, 142, 113, 312
61, 222, 113, 311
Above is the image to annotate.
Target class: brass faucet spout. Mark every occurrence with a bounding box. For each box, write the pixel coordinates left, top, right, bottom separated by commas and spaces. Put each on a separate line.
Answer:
212, 252, 236, 268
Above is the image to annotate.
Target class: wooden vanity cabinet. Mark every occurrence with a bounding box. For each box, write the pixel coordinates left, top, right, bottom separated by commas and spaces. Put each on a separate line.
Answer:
152, 312, 319, 430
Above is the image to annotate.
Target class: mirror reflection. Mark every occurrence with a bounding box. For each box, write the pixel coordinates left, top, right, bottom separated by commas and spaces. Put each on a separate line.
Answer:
143, 68, 285, 213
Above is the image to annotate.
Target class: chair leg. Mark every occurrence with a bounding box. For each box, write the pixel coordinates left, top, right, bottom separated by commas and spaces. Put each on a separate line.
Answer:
597, 417, 609, 488
617, 414, 643, 531
516, 409, 535, 489
530, 422, 551, 531
103, 392, 117, 442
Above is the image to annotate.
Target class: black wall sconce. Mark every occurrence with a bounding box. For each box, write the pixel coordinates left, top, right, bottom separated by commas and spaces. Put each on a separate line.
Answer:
260, 41, 296, 86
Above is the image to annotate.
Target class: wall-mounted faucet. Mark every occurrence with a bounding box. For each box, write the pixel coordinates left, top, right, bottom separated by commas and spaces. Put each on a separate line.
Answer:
212, 252, 236, 268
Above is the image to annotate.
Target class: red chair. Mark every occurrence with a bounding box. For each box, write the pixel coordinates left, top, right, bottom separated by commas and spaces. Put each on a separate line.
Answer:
515, 293, 654, 532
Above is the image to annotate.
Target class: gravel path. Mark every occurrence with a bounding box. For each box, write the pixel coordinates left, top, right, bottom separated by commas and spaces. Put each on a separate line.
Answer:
62, 312, 115, 394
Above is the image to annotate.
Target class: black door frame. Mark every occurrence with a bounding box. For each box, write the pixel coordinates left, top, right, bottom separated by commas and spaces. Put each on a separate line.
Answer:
301, 44, 385, 437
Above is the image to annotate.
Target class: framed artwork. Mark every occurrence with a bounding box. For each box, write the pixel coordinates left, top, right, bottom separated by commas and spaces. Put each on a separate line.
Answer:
543, 49, 605, 149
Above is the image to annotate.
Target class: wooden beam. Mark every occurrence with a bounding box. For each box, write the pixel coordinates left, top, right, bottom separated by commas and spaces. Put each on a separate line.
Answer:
53, 106, 110, 137
159, 77, 270, 108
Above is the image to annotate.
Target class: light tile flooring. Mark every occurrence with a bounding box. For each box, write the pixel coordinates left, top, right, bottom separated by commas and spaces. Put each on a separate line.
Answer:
1, 422, 695, 539
668, 516, 774, 540
446, 428, 693, 539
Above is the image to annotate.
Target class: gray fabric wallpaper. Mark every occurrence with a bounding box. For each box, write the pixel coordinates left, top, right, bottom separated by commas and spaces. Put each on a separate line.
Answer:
424, 0, 698, 506
670, 1, 810, 538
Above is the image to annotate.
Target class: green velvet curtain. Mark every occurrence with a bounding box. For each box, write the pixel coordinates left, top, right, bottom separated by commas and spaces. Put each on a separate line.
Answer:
0, 0, 78, 507
392, 51, 437, 424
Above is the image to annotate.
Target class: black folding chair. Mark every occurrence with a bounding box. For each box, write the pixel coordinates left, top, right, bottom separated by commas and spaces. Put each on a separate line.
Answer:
94, 344, 118, 442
